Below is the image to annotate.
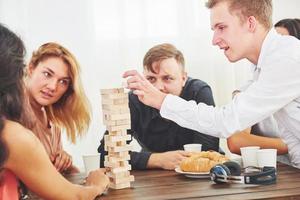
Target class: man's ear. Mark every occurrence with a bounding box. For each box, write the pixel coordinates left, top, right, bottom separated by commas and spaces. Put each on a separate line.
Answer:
182, 71, 187, 86
248, 16, 257, 32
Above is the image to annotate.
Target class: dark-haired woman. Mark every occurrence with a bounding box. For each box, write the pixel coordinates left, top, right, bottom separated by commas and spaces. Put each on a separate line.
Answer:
0, 23, 109, 200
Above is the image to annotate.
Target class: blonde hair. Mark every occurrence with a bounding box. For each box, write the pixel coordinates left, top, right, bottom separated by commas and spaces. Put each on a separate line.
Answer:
28, 42, 91, 143
205, 0, 273, 29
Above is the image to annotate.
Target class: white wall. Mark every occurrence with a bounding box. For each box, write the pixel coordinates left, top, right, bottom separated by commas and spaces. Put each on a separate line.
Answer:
0, 0, 299, 170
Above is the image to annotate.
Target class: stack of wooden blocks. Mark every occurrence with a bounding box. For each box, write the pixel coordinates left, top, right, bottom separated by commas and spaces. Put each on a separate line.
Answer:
100, 88, 134, 189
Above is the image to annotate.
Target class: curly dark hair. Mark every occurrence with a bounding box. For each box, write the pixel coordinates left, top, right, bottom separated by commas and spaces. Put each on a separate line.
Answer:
0, 23, 26, 168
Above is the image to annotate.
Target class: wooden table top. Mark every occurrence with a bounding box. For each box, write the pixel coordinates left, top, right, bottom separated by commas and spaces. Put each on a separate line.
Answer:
29, 162, 300, 200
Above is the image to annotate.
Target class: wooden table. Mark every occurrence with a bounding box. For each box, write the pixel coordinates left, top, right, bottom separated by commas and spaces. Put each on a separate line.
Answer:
29, 163, 300, 200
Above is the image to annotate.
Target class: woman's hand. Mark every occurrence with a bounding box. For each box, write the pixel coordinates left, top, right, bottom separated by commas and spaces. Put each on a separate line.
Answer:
85, 168, 110, 195
51, 150, 73, 172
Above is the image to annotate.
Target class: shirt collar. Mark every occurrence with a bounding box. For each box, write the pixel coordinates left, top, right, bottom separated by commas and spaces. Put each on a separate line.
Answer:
256, 28, 278, 71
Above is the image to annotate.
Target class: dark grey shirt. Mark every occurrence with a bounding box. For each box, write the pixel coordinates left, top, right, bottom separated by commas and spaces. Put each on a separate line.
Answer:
98, 77, 219, 169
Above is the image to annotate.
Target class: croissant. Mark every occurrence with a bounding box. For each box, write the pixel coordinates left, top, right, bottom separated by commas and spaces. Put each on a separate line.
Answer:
180, 151, 229, 172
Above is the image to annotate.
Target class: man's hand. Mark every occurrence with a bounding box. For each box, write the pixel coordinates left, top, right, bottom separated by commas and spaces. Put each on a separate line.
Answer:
50, 150, 73, 172
147, 150, 192, 170
123, 70, 167, 110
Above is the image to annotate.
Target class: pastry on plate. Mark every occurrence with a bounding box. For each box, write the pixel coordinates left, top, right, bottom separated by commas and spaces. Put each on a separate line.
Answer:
180, 151, 229, 172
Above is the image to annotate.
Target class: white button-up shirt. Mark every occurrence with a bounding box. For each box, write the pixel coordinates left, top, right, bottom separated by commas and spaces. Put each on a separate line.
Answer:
160, 29, 300, 167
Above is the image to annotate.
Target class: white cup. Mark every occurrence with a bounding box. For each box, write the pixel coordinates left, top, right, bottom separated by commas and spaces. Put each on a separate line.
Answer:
257, 149, 277, 168
82, 153, 100, 174
240, 146, 260, 167
183, 144, 202, 152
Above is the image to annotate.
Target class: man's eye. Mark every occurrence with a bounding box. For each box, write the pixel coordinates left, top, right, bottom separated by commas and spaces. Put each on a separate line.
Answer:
43, 72, 50, 77
147, 77, 155, 82
164, 77, 173, 81
218, 26, 225, 31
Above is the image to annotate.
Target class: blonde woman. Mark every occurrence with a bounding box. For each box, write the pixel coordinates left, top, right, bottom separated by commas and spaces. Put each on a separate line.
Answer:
0, 24, 108, 200
26, 42, 91, 173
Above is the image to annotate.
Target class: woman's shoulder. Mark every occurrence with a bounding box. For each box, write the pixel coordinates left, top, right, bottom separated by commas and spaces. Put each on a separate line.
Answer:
2, 120, 39, 149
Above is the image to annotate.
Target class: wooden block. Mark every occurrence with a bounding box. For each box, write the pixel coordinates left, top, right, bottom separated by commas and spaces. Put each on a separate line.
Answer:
107, 145, 132, 152
101, 93, 128, 100
102, 104, 129, 112
101, 97, 129, 105
108, 130, 127, 136
108, 151, 129, 158
103, 118, 130, 127
107, 124, 131, 132
116, 119, 130, 126
100, 88, 124, 95
104, 134, 131, 142
109, 182, 131, 190
105, 140, 127, 147
104, 113, 130, 121
106, 171, 130, 179
104, 160, 129, 168
110, 165, 131, 173
105, 155, 130, 162
111, 175, 134, 184
102, 107, 130, 115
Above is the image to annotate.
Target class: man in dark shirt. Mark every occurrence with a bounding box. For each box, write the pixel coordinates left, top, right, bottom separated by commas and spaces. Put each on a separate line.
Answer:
98, 43, 219, 170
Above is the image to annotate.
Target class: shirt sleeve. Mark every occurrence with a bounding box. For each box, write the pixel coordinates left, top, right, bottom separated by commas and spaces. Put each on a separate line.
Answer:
193, 83, 219, 151
130, 151, 152, 170
160, 57, 300, 139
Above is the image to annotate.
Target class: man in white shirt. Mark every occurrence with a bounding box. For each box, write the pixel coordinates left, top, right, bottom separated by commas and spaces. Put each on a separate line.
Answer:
123, 0, 300, 168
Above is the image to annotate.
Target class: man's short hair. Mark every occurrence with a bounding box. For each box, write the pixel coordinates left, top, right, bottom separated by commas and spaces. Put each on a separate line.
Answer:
205, 0, 273, 29
143, 43, 185, 73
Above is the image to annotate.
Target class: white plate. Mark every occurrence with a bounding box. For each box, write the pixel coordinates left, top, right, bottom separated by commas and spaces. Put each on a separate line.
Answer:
175, 167, 210, 178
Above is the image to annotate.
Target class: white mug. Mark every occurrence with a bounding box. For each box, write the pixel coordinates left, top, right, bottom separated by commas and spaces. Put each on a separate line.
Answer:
183, 144, 202, 152
257, 149, 277, 168
82, 153, 100, 174
240, 146, 260, 167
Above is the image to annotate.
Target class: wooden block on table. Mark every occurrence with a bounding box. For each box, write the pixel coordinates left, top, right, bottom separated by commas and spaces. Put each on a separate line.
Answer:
108, 151, 129, 158
108, 130, 128, 136
102, 104, 129, 112
104, 134, 131, 142
103, 118, 130, 126
105, 154, 130, 162
111, 175, 134, 185
107, 124, 131, 132
109, 182, 131, 190
102, 107, 130, 115
106, 171, 130, 179
104, 140, 127, 147
103, 113, 130, 121
109, 165, 131, 173
115, 119, 130, 126
101, 97, 129, 105
100, 88, 124, 95
107, 144, 132, 152
104, 160, 129, 168
101, 93, 128, 100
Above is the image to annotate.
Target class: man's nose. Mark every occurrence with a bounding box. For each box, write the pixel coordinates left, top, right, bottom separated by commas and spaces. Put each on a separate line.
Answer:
212, 31, 221, 46
154, 80, 165, 92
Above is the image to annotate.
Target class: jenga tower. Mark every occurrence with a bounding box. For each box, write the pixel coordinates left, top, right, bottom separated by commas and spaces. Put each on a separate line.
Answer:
100, 88, 134, 189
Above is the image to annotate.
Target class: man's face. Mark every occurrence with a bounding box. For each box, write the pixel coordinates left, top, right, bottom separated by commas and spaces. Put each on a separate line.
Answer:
143, 57, 187, 96
210, 1, 252, 63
